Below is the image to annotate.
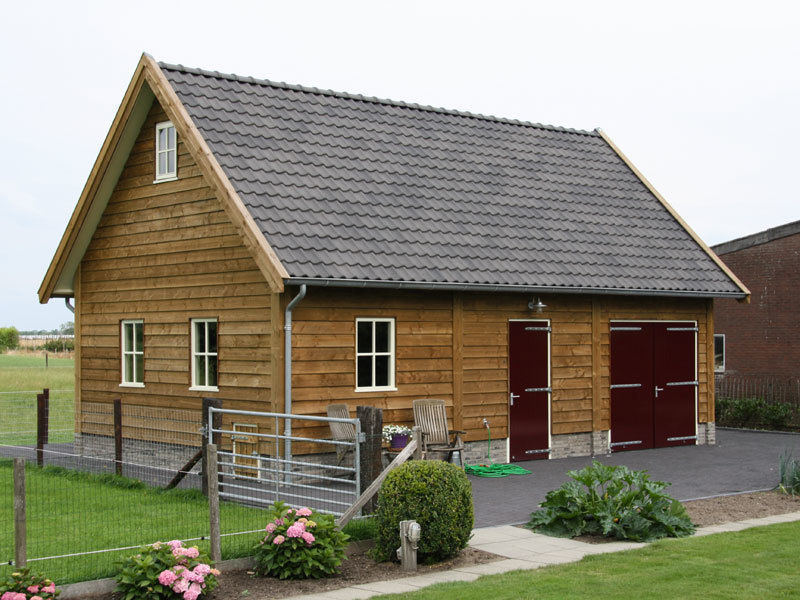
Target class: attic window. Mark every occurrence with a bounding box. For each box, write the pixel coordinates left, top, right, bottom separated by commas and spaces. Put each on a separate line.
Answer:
155, 121, 177, 181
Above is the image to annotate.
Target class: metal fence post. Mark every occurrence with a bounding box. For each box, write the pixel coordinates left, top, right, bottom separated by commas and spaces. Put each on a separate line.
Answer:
207, 443, 221, 563
114, 399, 123, 476
14, 457, 26, 568
202, 398, 223, 496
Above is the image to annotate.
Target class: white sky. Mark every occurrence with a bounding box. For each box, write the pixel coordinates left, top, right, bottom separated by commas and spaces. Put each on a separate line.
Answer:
1, 0, 798, 330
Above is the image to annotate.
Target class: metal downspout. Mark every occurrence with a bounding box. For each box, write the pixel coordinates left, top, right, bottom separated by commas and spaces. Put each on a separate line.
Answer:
284, 284, 307, 472
65, 298, 75, 313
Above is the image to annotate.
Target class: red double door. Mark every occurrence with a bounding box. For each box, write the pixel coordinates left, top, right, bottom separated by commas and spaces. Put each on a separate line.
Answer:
508, 320, 550, 462
610, 321, 698, 451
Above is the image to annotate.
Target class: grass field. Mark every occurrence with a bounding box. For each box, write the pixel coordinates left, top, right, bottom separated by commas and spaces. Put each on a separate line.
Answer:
0, 461, 286, 583
374, 520, 800, 599
0, 353, 75, 444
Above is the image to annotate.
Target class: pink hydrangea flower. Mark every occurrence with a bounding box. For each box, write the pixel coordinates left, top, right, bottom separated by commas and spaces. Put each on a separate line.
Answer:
173, 578, 190, 593
301, 531, 315, 545
274, 518, 285, 526
273, 535, 285, 545
27, 586, 39, 593
194, 563, 212, 576
296, 507, 313, 517
286, 522, 306, 537
186, 582, 203, 600
168, 540, 183, 549
158, 569, 178, 586
265, 522, 276, 533
31, 597, 44, 600
42, 583, 56, 594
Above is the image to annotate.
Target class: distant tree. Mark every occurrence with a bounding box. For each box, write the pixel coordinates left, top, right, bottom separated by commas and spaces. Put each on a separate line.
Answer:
59, 321, 75, 335
0, 326, 20, 351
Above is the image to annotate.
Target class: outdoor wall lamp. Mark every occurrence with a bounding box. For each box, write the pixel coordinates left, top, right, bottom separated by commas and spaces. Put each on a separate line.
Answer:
527, 297, 547, 313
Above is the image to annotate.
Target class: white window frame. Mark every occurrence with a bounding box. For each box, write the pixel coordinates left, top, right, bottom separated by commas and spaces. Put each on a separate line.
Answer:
191, 318, 219, 391
355, 317, 396, 392
714, 334, 726, 373
154, 121, 177, 182
120, 319, 144, 387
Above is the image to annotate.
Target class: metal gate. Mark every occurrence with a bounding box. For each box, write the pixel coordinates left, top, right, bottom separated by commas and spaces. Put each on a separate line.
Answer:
208, 407, 361, 516
610, 321, 698, 451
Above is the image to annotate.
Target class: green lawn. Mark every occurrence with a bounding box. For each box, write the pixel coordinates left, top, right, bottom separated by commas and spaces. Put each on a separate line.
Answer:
0, 353, 75, 444
0, 461, 271, 583
374, 521, 800, 599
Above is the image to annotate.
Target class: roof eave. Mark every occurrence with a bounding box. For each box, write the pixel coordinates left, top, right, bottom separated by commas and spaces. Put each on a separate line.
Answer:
284, 277, 748, 300
595, 129, 751, 304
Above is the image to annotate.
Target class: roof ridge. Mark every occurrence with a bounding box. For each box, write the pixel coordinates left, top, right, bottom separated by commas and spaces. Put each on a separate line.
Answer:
157, 61, 599, 138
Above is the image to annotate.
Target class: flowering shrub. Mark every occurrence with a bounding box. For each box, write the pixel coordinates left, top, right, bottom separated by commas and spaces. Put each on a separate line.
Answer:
114, 540, 219, 600
381, 424, 411, 444
253, 501, 349, 579
0, 568, 59, 600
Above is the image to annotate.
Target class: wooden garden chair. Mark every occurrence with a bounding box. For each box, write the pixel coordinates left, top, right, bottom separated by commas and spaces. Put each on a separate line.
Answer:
327, 404, 356, 467
412, 399, 465, 467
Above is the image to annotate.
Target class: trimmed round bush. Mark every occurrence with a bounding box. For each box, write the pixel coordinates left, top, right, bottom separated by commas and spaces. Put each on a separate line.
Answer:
373, 460, 473, 563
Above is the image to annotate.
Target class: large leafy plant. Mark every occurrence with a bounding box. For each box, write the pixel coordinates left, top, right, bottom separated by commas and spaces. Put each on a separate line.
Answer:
114, 540, 219, 600
526, 461, 695, 542
253, 502, 349, 579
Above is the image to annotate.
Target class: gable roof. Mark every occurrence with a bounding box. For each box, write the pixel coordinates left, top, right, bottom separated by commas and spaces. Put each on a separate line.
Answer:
712, 219, 800, 256
40, 55, 749, 302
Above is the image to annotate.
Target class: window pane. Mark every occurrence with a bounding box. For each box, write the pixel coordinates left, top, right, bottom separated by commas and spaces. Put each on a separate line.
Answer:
375, 321, 389, 353
167, 126, 175, 149
195, 322, 206, 353
357, 322, 372, 353
134, 323, 143, 352
135, 356, 144, 383
124, 354, 133, 383
158, 153, 167, 175
208, 321, 218, 353
195, 355, 206, 387
208, 355, 218, 387
357, 356, 373, 388
159, 128, 167, 149
167, 150, 175, 174
123, 323, 132, 352
374, 355, 389, 387
714, 335, 724, 371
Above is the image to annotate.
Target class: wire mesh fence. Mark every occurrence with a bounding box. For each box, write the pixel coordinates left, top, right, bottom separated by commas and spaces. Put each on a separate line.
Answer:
0, 394, 369, 584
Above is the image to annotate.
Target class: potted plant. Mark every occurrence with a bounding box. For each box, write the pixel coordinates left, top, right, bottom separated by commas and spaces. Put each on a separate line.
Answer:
382, 424, 412, 449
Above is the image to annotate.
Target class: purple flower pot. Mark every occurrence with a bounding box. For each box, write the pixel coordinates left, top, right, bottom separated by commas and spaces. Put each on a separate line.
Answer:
390, 433, 409, 449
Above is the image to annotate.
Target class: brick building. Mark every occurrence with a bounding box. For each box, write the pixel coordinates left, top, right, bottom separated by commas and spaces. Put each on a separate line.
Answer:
712, 220, 800, 378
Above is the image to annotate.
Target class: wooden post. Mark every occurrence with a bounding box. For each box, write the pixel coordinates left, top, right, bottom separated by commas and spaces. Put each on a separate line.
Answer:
14, 457, 26, 568
202, 398, 223, 496
36, 393, 46, 467
207, 443, 221, 562
357, 405, 382, 514
114, 399, 123, 476
45, 352, 48, 369
411, 426, 423, 460
399, 520, 420, 571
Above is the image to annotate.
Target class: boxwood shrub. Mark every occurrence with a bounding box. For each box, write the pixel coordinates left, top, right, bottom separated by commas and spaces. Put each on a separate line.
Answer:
373, 460, 473, 563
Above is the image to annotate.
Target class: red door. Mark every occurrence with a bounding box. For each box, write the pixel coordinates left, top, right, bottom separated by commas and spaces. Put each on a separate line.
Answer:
508, 320, 550, 462
610, 322, 697, 452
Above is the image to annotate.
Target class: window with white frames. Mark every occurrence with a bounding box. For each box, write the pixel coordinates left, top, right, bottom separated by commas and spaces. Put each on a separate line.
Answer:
191, 319, 218, 390
355, 318, 395, 391
155, 121, 177, 181
714, 334, 725, 373
121, 320, 144, 386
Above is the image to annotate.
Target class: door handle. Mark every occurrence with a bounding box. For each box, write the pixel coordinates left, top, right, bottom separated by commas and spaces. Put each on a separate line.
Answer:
510, 393, 520, 406
655, 386, 664, 398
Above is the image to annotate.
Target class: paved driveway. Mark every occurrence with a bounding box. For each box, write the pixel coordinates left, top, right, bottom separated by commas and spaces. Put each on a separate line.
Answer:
470, 428, 800, 528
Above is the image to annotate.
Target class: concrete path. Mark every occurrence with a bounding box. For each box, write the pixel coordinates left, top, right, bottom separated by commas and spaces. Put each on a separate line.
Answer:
471, 428, 800, 527
283, 511, 800, 600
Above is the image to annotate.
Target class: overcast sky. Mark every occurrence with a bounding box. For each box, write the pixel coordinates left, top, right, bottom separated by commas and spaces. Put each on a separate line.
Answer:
1, 0, 798, 330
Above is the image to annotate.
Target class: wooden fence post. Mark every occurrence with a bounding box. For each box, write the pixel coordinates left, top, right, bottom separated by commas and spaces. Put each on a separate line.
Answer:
14, 457, 26, 568
357, 406, 382, 514
207, 444, 221, 562
36, 393, 47, 467
202, 398, 223, 496
411, 426, 423, 460
114, 399, 123, 476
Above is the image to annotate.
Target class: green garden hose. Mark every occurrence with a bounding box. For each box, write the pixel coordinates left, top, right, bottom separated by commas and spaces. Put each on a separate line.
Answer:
464, 423, 531, 477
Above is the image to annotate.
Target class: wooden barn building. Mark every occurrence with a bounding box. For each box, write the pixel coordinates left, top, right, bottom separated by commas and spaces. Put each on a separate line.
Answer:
39, 55, 749, 463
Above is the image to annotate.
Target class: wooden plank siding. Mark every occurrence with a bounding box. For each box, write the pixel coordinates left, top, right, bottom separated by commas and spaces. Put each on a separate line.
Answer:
77, 100, 275, 445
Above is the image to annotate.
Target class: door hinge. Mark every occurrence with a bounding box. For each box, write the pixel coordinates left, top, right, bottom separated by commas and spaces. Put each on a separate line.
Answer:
524, 387, 552, 393
610, 383, 642, 389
